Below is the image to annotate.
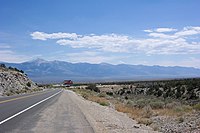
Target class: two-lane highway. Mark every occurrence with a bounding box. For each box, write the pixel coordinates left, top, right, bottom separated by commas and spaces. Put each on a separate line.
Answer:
0, 89, 62, 132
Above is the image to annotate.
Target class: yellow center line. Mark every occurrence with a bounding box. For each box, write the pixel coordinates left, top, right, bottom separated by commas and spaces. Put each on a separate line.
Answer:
0, 90, 53, 104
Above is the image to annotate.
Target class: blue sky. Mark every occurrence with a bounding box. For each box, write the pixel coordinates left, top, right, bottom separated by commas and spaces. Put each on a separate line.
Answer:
0, 0, 200, 68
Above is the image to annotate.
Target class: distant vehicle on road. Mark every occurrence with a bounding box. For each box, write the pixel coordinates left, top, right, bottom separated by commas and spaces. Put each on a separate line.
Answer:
63, 80, 73, 87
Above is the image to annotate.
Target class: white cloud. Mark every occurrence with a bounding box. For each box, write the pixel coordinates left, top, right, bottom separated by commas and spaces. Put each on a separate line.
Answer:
65, 51, 121, 64
31, 31, 78, 40
0, 44, 11, 49
144, 29, 153, 33
148, 33, 176, 39
155, 28, 177, 32
31, 26, 200, 55
144, 28, 177, 33
0, 50, 30, 63
0, 50, 13, 54
149, 57, 200, 68
56, 34, 131, 52
175, 26, 200, 37
0, 44, 31, 63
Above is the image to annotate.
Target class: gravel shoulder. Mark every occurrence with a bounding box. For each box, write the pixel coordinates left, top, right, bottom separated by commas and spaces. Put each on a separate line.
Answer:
68, 90, 157, 132
32, 90, 157, 133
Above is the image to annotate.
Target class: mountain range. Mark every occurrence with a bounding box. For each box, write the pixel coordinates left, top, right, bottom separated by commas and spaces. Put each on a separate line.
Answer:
2, 58, 200, 83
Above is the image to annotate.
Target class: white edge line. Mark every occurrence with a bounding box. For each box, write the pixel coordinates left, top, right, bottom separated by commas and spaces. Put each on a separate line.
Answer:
0, 90, 62, 125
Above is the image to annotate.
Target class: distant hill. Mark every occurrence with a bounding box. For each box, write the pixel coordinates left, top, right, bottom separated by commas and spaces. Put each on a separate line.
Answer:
2, 58, 200, 83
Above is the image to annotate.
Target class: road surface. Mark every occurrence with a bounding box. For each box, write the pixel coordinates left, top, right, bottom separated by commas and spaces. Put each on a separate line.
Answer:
0, 89, 94, 133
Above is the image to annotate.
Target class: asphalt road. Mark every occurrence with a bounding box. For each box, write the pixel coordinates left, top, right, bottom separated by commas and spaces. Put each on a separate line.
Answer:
0, 89, 62, 132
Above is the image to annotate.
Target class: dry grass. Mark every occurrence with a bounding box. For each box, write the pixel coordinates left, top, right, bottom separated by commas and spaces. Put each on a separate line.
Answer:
114, 102, 155, 126
154, 105, 193, 117
115, 102, 143, 119
193, 103, 200, 110
142, 105, 153, 118
137, 118, 153, 126
88, 96, 110, 106
154, 108, 178, 116
70, 88, 110, 106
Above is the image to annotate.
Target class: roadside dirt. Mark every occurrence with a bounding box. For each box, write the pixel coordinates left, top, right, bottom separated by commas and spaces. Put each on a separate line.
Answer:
32, 90, 157, 133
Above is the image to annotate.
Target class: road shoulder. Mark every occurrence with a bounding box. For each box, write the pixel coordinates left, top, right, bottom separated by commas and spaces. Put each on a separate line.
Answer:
65, 90, 157, 133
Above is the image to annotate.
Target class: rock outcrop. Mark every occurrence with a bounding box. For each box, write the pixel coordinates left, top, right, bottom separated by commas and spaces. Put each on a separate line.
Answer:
0, 65, 37, 96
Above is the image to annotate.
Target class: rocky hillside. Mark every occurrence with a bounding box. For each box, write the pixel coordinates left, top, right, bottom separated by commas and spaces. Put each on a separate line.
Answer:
0, 64, 37, 96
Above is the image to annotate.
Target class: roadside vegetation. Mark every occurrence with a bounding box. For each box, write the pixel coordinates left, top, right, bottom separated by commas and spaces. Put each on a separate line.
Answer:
68, 84, 110, 106
67, 78, 200, 132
